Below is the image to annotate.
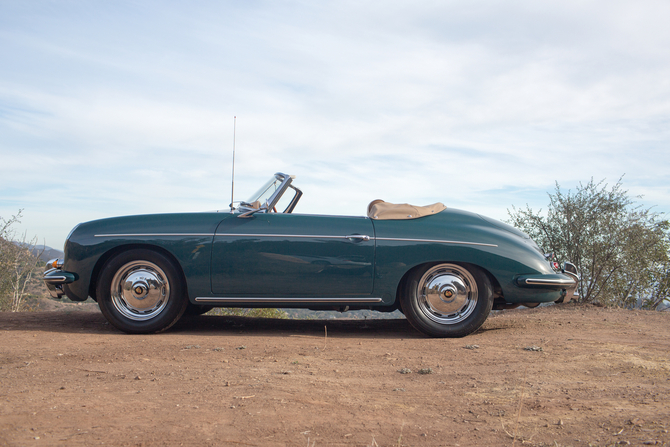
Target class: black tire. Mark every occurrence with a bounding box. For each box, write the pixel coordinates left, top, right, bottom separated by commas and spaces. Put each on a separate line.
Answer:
96, 249, 188, 334
400, 263, 493, 338
184, 303, 214, 316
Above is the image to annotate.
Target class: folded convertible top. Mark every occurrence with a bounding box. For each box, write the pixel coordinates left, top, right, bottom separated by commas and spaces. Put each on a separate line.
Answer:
367, 200, 446, 220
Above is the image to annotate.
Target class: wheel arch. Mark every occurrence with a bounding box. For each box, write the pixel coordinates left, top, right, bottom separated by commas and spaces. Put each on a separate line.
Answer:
88, 243, 189, 301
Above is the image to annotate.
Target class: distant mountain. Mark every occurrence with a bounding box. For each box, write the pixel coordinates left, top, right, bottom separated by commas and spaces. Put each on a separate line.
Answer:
8, 241, 63, 262
9, 241, 63, 263
27, 244, 64, 263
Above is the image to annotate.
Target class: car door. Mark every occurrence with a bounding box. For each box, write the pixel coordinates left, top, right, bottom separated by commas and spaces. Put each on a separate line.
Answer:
211, 213, 375, 296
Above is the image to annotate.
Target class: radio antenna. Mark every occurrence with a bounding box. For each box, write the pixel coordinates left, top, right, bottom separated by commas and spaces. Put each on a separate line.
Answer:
230, 116, 236, 212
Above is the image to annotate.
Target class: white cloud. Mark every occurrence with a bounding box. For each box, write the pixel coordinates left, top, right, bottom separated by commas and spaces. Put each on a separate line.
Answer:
1, 0, 669, 248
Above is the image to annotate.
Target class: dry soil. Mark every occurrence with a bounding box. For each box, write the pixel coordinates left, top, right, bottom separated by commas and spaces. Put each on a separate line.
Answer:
1, 303, 669, 446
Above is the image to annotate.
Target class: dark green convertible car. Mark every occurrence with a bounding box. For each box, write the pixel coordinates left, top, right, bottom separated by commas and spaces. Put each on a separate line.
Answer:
44, 172, 578, 337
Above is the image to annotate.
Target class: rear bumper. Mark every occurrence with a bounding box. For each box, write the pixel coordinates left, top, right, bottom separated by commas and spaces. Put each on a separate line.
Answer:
515, 262, 580, 303
43, 259, 77, 299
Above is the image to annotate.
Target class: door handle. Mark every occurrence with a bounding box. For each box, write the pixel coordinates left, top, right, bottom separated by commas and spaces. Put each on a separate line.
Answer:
346, 234, 371, 241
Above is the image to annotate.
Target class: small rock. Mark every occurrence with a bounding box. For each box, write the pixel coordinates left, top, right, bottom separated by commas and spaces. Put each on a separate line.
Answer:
134, 376, 141, 380
464, 345, 479, 350
393, 388, 405, 392
236, 346, 246, 350
417, 368, 433, 375
524, 346, 543, 352
397, 368, 412, 374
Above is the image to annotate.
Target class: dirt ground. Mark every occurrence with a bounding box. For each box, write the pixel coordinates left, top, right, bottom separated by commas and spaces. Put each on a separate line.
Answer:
1, 303, 669, 447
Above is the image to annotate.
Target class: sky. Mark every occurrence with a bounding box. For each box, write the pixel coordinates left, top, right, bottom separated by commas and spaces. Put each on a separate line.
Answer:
1, 1, 669, 250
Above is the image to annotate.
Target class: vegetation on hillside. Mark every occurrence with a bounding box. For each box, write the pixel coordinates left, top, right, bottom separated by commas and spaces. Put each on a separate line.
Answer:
508, 177, 670, 309
0, 210, 46, 311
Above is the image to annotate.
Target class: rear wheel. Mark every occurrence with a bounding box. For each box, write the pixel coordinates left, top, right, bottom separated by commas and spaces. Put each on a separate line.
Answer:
96, 249, 188, 334
400, 263, 493, 337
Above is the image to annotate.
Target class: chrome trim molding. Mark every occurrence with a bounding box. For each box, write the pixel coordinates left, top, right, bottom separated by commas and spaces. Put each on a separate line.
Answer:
44, 275, 69, 283
194, 297, 383, 303
563, 271, 579, 281
95, 232, 496, 247
95, 233, 216, 237
523, 278, 576, 286
216, 233, 354, 240
375, 237, 497, 247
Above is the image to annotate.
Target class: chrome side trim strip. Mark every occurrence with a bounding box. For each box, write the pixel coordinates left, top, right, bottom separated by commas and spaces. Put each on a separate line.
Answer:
194, 297, 383, 303
524, 278, 575, 286
94, 233, 496, 247
563, 271, 579, 282
95, 233, 216, 237
95, 233, 347, 239
375, 237, 497, 247
216, 233, 350, 240
43, 275, 69, 283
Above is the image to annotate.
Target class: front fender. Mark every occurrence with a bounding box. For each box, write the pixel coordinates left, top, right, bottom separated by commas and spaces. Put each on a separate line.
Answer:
60, 213, 228, 302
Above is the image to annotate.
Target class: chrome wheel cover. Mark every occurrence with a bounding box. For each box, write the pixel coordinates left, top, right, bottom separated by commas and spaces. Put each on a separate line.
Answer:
417, 264, 478, 325
110, 260, 170, 321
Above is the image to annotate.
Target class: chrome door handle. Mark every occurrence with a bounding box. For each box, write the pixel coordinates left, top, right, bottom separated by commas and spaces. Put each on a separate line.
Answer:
346, 234, 371, 241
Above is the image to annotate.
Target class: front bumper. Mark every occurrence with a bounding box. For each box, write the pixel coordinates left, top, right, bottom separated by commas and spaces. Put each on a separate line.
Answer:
516, 261, 580, 303
43, 258, 77, 299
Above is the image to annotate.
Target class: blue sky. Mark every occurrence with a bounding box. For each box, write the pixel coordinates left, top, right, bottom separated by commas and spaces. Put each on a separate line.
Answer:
1, 1, 669, 249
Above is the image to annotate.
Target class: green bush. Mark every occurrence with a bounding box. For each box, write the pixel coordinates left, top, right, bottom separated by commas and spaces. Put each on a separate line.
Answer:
1, 210, 43, 312
508, 177, 670, 308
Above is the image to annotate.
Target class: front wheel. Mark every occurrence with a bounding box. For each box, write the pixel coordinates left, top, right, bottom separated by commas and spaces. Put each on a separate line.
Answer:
400, 263, 493, 337
96, 249, 188, 334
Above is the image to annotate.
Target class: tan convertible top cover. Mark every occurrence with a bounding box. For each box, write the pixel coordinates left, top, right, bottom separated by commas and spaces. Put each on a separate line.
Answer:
367, 200, 446, 220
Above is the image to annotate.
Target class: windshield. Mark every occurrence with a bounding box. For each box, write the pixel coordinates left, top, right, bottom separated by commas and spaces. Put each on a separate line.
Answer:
237, 172, 302, 215
245, 175, 282, 206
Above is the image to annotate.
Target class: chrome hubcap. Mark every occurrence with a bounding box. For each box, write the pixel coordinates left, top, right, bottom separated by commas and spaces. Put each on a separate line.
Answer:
417, 264, 478, 324
110, 260, 170, 321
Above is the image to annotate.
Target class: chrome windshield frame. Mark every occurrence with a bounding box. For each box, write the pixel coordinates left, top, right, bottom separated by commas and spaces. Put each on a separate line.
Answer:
237, 172, 297, 216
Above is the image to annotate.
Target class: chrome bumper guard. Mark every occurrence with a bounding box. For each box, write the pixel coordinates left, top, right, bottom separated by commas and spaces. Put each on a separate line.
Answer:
557, 261, 580, 303
516, 262, 580, 304
43, 258, 76, 299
